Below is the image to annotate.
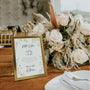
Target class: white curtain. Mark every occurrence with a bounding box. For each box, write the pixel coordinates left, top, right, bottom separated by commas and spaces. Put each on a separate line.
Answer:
51, 0, 61, 14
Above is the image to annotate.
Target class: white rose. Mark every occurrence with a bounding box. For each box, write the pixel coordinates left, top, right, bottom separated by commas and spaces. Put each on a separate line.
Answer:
29, 23, 45, 36
79, 22, 90, 35
71, 49, 89, 64
46, 29, 63, 43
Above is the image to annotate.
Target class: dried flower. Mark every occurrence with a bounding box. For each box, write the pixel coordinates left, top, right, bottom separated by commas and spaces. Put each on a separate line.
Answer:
46, 31, 50, 41
49, 41, 63, 53
71, 49, 89, 64
68, 13, 75, 26
49, 2, 58, 28
74, 15, 84, 24
52, 42, 63, 52
29, 23, 45, 36
79, 22, 90, 35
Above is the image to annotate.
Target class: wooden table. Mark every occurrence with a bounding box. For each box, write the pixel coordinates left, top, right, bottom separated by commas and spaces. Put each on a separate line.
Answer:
0, 47, 90, 90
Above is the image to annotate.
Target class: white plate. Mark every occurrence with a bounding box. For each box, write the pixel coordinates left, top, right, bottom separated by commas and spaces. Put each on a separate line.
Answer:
45, 70, 90, 90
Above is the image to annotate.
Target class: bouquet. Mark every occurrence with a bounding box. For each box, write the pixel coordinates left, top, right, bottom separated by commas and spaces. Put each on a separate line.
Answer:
22, 3, 90, 70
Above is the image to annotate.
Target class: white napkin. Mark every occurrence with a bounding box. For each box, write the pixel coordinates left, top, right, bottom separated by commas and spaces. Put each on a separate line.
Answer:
0, 46, 4, 48
60, 71, 90, 90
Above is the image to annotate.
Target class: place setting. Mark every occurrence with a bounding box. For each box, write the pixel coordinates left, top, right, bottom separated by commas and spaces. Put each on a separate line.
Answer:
45, 70, 90, 90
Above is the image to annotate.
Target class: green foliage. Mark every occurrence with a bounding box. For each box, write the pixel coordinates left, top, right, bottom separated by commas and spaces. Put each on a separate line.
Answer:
60, 26, 69, 40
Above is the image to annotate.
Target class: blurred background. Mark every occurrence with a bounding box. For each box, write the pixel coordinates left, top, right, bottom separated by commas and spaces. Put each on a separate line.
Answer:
0, 0, 90, 27
0, 0, 50, 26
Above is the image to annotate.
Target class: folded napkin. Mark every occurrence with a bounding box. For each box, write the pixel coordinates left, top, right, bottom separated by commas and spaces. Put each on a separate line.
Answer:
60, 71, 90, 90
0, 46, 4, 48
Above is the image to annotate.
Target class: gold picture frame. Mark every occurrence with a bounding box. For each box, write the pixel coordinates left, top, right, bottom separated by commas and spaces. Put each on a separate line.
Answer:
12, 36, 47, 81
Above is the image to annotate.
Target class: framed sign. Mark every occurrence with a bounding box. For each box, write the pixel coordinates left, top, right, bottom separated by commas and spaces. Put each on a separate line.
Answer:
12, 36, 47, 81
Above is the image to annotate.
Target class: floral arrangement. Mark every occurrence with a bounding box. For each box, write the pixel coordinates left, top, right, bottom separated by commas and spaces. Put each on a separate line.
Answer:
22, 3, 90, 70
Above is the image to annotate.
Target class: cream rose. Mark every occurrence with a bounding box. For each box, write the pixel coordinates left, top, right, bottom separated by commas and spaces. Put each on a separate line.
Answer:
46, 29, 63, 43
71, 49, 89, 64
79, 22, 90, 35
